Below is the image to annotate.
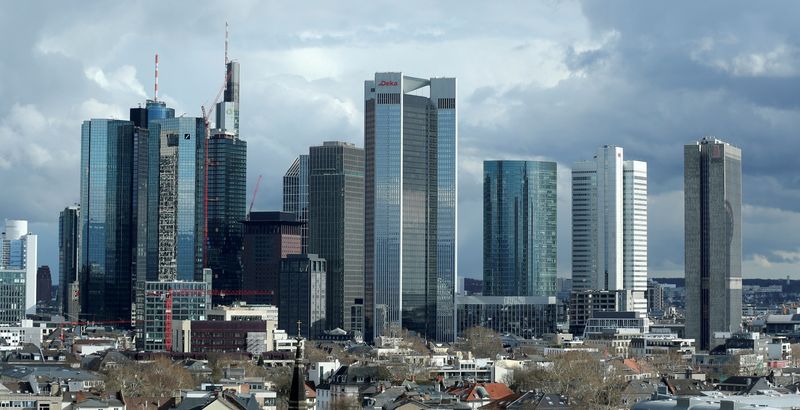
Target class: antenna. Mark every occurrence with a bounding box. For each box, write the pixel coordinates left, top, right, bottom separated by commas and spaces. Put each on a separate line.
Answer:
225, 21, 229, 65
154, 53, 159, 101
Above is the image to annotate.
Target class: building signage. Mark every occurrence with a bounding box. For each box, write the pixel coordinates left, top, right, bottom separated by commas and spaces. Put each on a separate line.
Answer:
378, 80, 398, 86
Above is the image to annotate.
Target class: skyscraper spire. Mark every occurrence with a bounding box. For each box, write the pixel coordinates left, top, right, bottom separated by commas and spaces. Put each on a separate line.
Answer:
154, 53, 159, 101
224, 21, 229, 65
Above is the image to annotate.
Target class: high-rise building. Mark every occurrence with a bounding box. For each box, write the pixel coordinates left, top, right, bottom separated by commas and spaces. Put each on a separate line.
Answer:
242, 211, 302, 305
571, 146, 647, 314
59, 205, 81, 317
207, 59, 246, 305
364, 72, 457, 342
684, 138, 742, 351
308, 141, 364, 332
80, 119, 135, 321
147, 117, 206, 282
279, 254, 327, 339
483, 160, 557, 297
36, 266, 51, 305
0, 220, 37, 316
142, 270, 212, 351
283, 155, 309, 254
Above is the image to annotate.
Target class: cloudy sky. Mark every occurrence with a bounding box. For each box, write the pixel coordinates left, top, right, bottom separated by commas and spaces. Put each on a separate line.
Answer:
2, 1, 799, 283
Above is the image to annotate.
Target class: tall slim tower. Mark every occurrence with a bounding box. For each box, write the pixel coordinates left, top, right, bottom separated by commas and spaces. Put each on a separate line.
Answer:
571, 146, 647, 314
684, 138, 742, 351
59, 205, 81, 316
364, 72, 457, 342
308, 141, 364, 332
483, 160, 557, 297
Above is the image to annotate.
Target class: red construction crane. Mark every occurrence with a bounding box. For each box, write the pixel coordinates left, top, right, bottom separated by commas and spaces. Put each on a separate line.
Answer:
146, 288, 274, 352
249, 174, 263, 215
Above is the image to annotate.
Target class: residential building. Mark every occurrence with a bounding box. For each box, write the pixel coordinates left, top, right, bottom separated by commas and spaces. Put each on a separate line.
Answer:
364, 72, 457, 342
455, 295, 557, 339
308, 141, 364, 332
483, 160, 557, 297
283, 155, 309, 254
59, 205, 81, 317
684, 138, 742, 351
571, 146, 647, 314
242, 212, 302, 305
279, 254, 326, 339
79, 119, 135, 322
35, 266, 51, 305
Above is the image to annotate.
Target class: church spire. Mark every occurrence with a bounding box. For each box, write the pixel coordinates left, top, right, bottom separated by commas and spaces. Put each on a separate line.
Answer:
288, 321, 307, 410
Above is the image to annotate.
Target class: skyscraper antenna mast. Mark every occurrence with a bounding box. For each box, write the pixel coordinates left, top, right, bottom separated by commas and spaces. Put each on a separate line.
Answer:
154, 53, 159, 101
225, 22, 229, 65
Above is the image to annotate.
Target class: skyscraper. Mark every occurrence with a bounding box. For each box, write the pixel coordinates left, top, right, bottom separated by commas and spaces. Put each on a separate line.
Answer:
80, 119, 135, 321
283, 155, 309, 254
36, 266, 51, 305
364, 72, 457, 342
0, 219, 37, 315
207, 58, 246, 305
308, 141, 364, 332
684, 138, 742, 351
242, 211, 302, 305
571, 146, 647, 314
279, 254, 327, 339
483, 160, 557, 297
59, 205, 81, 317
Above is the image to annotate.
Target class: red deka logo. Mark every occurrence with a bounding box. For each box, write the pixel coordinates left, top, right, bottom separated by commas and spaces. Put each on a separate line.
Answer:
378, 80, 399, 86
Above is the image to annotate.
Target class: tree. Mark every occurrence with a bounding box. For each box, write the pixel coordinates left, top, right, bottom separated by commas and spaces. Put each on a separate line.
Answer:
331, 396, 360, 410
264, 366, 293, 408
103, 356, 194, 397
791, 343, 800, 366
648, 350, 688, 377
459, 326, 504, 358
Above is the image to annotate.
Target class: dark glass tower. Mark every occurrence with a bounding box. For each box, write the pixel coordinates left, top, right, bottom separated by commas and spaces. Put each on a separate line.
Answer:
364, 73, 457, 342
242, 212, 302, 305
684, 138, 742, 351
283, 155, 309, 254
80, 119, 136, 322
59, 205, 80, 317
308, 141, 364, 332
483, 160, 557, 297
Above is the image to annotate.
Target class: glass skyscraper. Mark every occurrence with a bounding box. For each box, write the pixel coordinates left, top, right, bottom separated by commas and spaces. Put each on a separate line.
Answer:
283, 155, 309, 254
684, 138, 742, 351
483, 160, 557, 297
0, 219, 37, 318
364, 72, 457, 342
59, 205, 81, 317
308, 141, 364, 333
80, 119, 135, 322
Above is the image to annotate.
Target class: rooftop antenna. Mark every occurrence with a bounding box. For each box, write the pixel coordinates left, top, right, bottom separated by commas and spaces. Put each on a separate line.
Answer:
154, 53, 159, 101
224, 21, 229, 65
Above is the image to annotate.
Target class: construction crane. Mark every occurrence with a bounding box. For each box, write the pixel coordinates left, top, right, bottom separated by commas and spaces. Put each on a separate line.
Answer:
146, 288, 274, 352
249, 174, 263, 215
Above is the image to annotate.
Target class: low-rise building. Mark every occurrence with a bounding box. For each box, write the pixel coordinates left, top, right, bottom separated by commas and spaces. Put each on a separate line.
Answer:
455, 296, 557, 340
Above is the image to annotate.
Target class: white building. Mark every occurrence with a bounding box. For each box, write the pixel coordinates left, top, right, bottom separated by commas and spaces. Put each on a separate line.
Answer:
571, 146, 647, 315
1, 219, 37, 318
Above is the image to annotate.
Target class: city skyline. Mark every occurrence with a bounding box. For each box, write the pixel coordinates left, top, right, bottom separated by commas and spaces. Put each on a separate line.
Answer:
2, 1, 800, 283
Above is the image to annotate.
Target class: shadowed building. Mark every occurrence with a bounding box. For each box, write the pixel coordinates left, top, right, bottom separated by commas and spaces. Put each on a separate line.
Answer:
242, 212, 302, 305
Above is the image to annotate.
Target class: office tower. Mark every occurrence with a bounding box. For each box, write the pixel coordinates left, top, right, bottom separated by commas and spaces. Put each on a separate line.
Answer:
0, 219, 37, 316
59, 205, 81, 317
364, 72, 457, 342
279, 254, 327, 339
142, 270, 212, 351
283, 155, 309, 254
242, 212, 302, 305
571, 145, 647, 314
684, 138, 742, 351
207, 61, 246, 305
483, 160, 557, 297
147, 117, 206, 281
36, 266, 51, 305
308, 141, 364, 332
80, 119, 135, 321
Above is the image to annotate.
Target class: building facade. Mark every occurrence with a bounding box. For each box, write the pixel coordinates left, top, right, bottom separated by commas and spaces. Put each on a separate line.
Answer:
684, 138, 742, 351
571, 145, 647, 314
141, 271, 212, 351
569, 289, 634, 335
364, 72, 457, 342
80, 119, 135, 322
483, 160, 557, 297
308, 141, 364, 333
0, 269, 26, 324
35, 266, 51, 305
59, 205, 81, 317
0, 220, 37, 316
279, 254, 326, 339
283, 155, 309, 254
242, 211, 303, 305
455, 295, 557, 339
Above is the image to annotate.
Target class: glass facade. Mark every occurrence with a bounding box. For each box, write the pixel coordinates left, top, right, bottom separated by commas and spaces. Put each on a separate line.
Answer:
455, 295, 557, 339
278, 254, 327, 339
80, 119, 135, 322
483, 161, 557, 297
143, 277, 211, 351
308, 142, 364, 332
283, 155, 309, 253
0, 269, 26, 324
59, 205, 81, 316
364, 73, 457, 342
207, 131, 247, 305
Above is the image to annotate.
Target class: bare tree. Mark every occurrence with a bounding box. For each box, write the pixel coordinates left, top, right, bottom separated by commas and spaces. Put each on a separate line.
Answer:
648, 350, 688, 377
791, 343, 800, 366
459, 326, 504, 358
103, 356, 194, 397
